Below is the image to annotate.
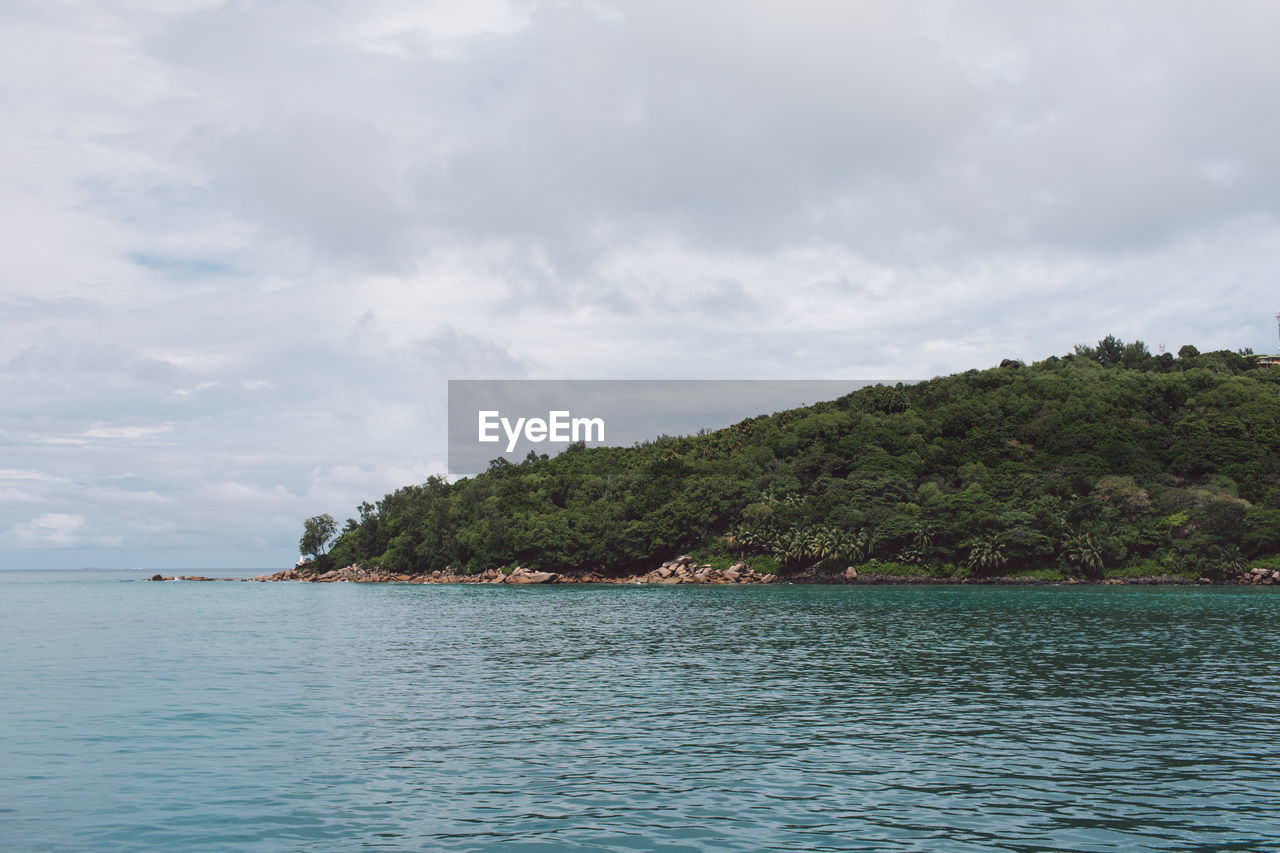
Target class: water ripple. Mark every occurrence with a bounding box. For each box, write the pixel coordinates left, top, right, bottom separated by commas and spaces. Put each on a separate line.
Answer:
2, 577, 1279, 851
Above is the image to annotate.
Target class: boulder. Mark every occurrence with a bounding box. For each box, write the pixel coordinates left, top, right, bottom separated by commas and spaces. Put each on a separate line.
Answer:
149, 573, 164, 581
674, 555, 693, 565
656, 566, 674, 578
508, 570, 559, 584
844, 567, 859, 581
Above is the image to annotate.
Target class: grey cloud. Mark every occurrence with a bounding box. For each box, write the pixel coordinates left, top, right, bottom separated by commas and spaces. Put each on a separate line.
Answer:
414, 324, 529, 378
200, 115, 418, 270
122, 0, 1280, 276
3, 0, 1279, 568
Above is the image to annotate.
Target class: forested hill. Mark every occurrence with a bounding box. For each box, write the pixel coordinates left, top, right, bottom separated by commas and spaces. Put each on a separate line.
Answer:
315, 339, 1280, 580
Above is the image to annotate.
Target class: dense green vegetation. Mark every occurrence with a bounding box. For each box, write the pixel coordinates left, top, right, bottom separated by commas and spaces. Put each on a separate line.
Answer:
307, 338, 1280, 580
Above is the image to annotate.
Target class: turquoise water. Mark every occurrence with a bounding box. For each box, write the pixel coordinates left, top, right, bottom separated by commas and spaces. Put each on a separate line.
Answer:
2, 573, 1279, 852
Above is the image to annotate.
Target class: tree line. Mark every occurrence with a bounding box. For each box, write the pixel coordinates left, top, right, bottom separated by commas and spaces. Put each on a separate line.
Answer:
301, 338, 1280, 580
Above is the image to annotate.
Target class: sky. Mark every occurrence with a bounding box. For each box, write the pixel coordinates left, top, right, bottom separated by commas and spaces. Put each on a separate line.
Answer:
2, 0, 1278, 569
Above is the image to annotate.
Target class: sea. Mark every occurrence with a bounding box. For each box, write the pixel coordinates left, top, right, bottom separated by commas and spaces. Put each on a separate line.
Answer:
1, 571, 1278, 852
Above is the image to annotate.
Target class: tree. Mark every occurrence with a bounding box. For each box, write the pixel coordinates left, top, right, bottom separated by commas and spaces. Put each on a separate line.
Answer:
300, 513, 338, 559
1062, 532, 1103, 576
1095, 335, 1125, 366
966, 533, 1008, 572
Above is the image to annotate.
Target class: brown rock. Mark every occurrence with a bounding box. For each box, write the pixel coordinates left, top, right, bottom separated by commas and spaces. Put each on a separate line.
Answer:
508, 570, 559, 584
844, 567, 859, 581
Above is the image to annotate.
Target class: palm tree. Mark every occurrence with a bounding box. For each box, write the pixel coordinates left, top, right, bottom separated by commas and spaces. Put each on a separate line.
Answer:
897, 545, 924, 565
723, 527, 743, 556
770, 529, 811, 567
809, 526, 838, 561
1062, 533, 1103, 575
912, 522, 935, 552
967, 533, 1008, 572
1221, 546, 1247, 578
836, 529, 870, 565
854, 530, 871, 563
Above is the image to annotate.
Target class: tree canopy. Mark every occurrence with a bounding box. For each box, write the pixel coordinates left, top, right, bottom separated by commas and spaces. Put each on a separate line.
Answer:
300, 513, 337, 559
307, 339, 1280, 580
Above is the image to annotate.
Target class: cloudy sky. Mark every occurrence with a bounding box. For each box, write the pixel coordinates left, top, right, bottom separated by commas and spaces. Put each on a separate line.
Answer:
2, 0, 1278, 569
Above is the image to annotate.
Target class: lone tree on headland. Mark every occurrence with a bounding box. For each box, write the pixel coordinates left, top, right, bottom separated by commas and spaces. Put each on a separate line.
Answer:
300, 513, 337, 560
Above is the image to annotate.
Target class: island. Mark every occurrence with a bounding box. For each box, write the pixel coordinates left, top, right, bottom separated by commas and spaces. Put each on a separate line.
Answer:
265, 338, 1280, 587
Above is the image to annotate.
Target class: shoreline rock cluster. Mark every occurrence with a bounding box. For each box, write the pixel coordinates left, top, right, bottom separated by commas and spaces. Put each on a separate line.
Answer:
141, 560, 1280, 586
248, 554, 776, 585
1236, 566, 1280, 585
147, 574, 244, 582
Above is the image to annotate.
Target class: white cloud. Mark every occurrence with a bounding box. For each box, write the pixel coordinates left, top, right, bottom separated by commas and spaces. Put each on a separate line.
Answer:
9, 513, 87, 547
78, 424, 174, 439
173, 382, 220, 398
0, 469, 63, 482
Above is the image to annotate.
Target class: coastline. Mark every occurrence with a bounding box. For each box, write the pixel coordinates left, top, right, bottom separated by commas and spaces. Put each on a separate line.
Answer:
147, 556, 1280, 587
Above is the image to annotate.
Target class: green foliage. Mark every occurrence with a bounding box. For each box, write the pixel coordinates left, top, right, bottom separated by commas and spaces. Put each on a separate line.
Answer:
300, 513, 337, 559
312, 337, 1280, 577
862, 560, 934, 577
1062, 532, 1104, 576
746, 554, 782, 575
1007, 568, 1067, 581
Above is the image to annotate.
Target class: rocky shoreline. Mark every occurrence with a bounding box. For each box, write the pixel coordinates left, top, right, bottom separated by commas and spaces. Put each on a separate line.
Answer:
143, 557, 1280, 586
